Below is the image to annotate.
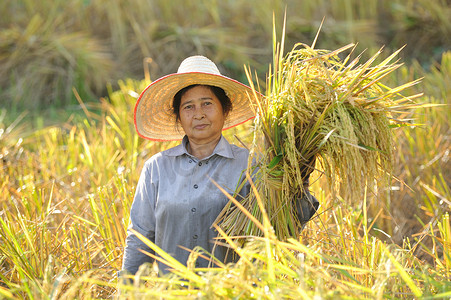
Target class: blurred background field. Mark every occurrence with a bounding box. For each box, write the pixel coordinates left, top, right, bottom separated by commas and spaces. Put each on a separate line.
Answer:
0, 0, 450, 298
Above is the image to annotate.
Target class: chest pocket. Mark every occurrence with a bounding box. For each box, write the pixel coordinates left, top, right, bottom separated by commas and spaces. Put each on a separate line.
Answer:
203, 180, 233, 218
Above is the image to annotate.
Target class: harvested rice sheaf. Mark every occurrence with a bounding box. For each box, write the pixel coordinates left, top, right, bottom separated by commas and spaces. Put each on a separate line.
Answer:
218, 43, 421, 241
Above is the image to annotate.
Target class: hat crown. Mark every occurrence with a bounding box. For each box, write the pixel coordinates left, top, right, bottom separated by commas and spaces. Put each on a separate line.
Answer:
177, 55, 221, 75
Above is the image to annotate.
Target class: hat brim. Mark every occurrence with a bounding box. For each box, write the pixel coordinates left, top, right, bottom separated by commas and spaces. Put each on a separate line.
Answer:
134, 72, 259, 141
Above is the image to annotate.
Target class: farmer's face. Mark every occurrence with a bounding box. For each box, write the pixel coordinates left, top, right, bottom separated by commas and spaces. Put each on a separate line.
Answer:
179, 85, 225, 144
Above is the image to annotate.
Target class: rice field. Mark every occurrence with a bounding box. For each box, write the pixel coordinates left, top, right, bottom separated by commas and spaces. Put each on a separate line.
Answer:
1, 51, 449, 299
1, 0, 450, 299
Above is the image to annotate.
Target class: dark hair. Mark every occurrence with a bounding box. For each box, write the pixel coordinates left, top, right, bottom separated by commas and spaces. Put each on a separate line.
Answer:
172, 84, 232, 122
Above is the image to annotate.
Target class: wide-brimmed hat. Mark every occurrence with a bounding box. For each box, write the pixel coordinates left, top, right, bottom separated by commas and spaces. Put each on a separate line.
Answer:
134, 55, 260, 141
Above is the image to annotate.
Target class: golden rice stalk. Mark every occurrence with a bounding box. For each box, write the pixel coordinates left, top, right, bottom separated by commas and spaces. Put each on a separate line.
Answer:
217, 41, 422, 241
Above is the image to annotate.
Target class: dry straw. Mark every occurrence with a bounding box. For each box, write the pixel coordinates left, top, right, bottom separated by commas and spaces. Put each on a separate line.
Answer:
217, 35, 422, 241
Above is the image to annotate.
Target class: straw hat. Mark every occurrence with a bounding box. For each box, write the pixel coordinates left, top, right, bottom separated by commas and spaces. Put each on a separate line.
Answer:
134, 55, 259, 141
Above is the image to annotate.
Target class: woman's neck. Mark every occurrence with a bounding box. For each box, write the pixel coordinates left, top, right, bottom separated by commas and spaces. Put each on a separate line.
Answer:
187, 135, 221, 160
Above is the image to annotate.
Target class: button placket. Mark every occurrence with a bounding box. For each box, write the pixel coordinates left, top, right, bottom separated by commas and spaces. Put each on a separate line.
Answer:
187, 155, 198, 249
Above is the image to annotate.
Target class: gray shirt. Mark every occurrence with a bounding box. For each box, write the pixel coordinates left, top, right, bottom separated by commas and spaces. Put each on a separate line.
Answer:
122, 135, 250, 275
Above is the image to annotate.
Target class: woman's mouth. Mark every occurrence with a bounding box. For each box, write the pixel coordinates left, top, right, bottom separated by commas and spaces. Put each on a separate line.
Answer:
194, 124, 208, 130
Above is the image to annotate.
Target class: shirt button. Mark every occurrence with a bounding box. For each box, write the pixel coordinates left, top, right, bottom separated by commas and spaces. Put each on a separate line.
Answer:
193, 235, 198, 239
193, 184, 198, 189
189, 160, 192, 163
198, 162, 202, 166
191, 207, 196, 212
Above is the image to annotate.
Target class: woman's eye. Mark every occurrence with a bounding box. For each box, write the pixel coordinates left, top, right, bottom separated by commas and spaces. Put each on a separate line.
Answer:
183, 105, 192, 110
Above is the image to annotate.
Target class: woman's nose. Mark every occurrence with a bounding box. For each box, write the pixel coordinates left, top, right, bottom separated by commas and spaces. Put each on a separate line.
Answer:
193, 107, 205, 119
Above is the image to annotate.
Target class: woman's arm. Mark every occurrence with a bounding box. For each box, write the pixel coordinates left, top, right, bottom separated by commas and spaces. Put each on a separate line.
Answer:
295, 176, 320, 227
121, 162, 157, 275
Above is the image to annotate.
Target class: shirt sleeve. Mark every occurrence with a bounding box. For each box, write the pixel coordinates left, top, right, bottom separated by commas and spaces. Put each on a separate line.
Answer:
235, 154, 259, 201
295, 175, 320, 225
121, 160, 157, 275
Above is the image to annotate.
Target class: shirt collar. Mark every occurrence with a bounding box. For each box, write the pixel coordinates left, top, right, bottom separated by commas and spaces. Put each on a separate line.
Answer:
163, 135, 235, 159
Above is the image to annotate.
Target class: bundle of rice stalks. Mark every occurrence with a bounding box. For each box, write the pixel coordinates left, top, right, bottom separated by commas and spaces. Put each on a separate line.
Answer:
218, 35, 422, 241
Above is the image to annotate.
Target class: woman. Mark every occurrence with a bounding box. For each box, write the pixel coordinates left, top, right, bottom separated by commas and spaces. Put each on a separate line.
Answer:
121, 55, 318, 276
122, 55, 259, 276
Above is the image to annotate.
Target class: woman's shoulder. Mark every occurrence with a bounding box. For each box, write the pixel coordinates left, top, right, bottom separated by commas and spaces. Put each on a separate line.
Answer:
229, 143, 250, 161
140, 152, 161, 171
